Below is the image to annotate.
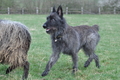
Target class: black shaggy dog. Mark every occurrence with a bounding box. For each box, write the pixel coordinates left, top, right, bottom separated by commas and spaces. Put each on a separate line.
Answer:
42, 6, 100, 76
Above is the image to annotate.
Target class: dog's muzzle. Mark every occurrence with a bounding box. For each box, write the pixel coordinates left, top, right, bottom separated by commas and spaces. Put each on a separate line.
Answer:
43, 23, 51, 33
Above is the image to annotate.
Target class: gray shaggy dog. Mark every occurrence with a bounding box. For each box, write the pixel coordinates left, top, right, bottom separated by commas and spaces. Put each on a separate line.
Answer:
42, 6, 100, 77
0, 20, 31, 80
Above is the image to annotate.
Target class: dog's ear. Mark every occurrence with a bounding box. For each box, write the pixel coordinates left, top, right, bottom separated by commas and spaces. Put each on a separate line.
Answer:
52, 6, 56, 12
57, 5, 63, 19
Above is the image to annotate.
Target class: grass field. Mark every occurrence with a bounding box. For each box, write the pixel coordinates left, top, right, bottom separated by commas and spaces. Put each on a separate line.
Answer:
0, 14, 120, 80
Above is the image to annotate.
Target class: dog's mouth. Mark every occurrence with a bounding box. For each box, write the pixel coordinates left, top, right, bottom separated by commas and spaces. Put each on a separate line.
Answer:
45, 27, 57, 34
46, 28, 50, 32
45, 28, 52, 34
46, 28, 51, 34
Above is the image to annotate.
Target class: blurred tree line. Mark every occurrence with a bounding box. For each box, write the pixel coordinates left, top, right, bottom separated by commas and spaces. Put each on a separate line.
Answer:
0, 0, 120, 14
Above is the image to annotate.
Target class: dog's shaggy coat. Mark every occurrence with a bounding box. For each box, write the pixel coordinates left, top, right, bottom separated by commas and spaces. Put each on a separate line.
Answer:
42, 6, 100, 77
0, 20, 31, 80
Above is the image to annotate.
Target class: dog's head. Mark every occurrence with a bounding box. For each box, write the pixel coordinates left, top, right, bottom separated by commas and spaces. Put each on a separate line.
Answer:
43, 5, 65, 34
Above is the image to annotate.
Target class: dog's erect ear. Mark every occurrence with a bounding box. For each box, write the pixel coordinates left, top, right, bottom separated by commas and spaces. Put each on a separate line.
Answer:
57, 5, 63, 18
52, 6, 56, 12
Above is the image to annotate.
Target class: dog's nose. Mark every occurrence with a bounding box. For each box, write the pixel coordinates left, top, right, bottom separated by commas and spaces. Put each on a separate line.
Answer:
43, 23, 47, 28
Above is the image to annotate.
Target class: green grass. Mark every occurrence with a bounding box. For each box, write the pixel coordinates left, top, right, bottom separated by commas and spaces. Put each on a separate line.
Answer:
0, 14, 120, 80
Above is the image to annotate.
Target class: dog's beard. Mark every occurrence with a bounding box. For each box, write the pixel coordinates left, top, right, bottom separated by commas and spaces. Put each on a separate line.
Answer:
54, 27, 64, 42
45, 26, 64, 42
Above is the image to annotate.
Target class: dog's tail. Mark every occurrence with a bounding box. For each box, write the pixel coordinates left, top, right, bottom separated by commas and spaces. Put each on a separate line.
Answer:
92, 25, 99, 31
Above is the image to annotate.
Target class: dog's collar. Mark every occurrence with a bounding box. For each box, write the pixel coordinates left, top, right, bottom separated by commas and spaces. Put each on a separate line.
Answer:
55, 36, 62, 42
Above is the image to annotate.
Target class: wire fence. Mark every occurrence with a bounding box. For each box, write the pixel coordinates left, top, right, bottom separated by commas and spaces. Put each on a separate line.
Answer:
0, 7, 120, 14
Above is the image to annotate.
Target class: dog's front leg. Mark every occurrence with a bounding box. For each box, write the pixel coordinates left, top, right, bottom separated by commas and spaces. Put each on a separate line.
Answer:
71, 53, 78, 74
41, 53, 60, 77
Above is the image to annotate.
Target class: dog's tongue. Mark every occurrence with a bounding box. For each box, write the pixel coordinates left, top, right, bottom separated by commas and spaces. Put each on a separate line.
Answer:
46, 29, 50, 31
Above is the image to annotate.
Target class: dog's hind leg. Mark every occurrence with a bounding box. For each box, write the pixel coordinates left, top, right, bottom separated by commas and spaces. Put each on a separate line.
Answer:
83, 52, 94, 68
83, 46, 100, 68
83, 34, 100, 68
42, 52, 60, 77
85, 53, 100, 68
93, 54, 100, 68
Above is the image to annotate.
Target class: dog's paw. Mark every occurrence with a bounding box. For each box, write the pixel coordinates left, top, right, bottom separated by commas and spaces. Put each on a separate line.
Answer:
84, 61, 90, 68
96, 64, 100, 68
41, 71, 48, 77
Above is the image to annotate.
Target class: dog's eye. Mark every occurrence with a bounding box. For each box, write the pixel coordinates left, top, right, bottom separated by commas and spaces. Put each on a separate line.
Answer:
51, 18, 55, 21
